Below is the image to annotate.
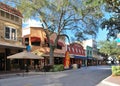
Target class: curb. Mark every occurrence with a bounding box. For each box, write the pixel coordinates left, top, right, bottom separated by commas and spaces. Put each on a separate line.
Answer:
99, 76, 120, 86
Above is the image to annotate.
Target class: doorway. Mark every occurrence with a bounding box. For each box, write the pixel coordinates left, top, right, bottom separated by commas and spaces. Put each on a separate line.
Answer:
0, 53, 5, 71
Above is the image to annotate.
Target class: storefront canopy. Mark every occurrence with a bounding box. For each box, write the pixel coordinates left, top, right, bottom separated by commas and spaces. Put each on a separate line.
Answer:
7, 51, 44, 59
74, 55, 87, 59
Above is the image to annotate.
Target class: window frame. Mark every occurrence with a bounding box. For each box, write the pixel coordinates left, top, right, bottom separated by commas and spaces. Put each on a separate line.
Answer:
4, 26, 17, 41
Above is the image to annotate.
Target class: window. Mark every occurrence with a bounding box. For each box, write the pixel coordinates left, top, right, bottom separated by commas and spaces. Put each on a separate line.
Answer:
15, 16, 19, 22
11, 15, 14, 20
57, 44, 62, 49
79, 49, 81, 53
6, 13, 10, 18
25, 38, 29, 46
1, 10, 5, 17
31, 42, 40, 46
5, 27, 17, 40
67, 47, 70, 51
31, 37, 41, 46
76, 48, 78, 53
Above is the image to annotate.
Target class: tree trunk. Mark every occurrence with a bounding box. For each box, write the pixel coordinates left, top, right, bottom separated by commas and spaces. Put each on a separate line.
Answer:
49, 45, 54, 65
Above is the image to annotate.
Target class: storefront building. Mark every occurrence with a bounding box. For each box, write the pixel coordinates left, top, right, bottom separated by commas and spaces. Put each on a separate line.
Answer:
67, 42, 86, 68
86, 46, 93, 66
0, 2, 25, 71
22, 27, 66, 70
82, 39, 101, 66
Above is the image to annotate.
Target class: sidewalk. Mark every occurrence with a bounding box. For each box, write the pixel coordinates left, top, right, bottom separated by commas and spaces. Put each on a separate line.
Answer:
0, 71, 49, 79
97, 75, 120, 86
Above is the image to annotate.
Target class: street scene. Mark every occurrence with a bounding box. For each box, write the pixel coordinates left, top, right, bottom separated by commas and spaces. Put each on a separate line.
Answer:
0, 0, 120, 86
0, 66, 111, 86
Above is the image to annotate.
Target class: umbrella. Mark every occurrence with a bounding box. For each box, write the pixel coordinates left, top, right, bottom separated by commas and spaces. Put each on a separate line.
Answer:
7, 51, 44, 59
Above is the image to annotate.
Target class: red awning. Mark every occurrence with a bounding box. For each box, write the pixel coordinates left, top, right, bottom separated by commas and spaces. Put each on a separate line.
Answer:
58, 41, 64, 47
31, 37, 41, 42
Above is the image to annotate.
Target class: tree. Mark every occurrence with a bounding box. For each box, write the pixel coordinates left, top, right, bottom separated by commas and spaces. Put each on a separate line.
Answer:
74, 0, 104, 40
4, 0, 100, 65
98, 40, 120, 59
81, 0, 120, 40
100, 0, 120, 39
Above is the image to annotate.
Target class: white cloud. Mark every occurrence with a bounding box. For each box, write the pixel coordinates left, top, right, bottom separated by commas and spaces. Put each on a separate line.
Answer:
23, 19, 42, 28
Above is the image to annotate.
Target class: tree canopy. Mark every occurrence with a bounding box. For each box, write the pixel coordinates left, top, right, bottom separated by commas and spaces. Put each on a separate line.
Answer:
100, 0, 120, 39
82, 0, 120, 40
98, 40, 120, 60
2, 0, 102, 65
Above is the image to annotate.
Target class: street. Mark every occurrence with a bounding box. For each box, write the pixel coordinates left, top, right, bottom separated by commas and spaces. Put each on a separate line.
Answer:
0, 66, 111, 86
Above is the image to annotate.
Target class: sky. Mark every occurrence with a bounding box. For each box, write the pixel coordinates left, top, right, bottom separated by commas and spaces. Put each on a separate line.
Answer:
23, 19, 108, 42
96, 29, 108, 42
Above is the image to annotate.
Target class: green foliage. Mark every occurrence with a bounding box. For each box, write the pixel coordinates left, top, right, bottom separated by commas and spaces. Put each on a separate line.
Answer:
101, 16, 120, 39
98, 40, 120, 56
51, 64, 64, 72
112, 66, 120, 76
100, 0, 120, 39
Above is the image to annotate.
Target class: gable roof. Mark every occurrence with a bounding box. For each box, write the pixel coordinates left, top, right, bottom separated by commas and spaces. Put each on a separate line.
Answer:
0, 2, 23, 18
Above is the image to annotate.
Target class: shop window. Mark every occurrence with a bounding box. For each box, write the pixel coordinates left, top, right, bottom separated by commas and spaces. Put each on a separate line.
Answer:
5, 27, 17, 40
87, 50, 89, 55
31, 41, 40, 46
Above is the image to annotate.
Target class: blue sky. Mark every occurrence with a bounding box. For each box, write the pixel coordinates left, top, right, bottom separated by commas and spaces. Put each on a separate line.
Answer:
96, 29, 108, 42
23, 19, 108, 42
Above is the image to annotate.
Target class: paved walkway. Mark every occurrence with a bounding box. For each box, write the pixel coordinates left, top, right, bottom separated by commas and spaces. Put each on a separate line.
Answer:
97, 75, 120, 86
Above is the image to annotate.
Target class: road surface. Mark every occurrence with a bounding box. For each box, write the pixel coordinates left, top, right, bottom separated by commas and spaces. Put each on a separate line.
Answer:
0, 66, 111, 86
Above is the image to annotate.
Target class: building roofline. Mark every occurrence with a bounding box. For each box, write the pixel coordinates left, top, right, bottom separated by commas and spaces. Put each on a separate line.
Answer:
0, 2, 23, 18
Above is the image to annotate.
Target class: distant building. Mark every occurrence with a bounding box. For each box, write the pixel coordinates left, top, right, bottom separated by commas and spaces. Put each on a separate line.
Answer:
67, 42, 86, 67
0, 2, 25, 71
82, 39, 102, 65
22, 27, 66, 68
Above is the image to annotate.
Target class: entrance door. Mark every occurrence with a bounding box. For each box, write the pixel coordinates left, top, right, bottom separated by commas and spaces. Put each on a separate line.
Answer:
0, 53, 5, 71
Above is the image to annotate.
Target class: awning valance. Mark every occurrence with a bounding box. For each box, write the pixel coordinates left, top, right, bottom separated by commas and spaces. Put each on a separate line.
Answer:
31, 37, 41, 42
74, 55, 87, 59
